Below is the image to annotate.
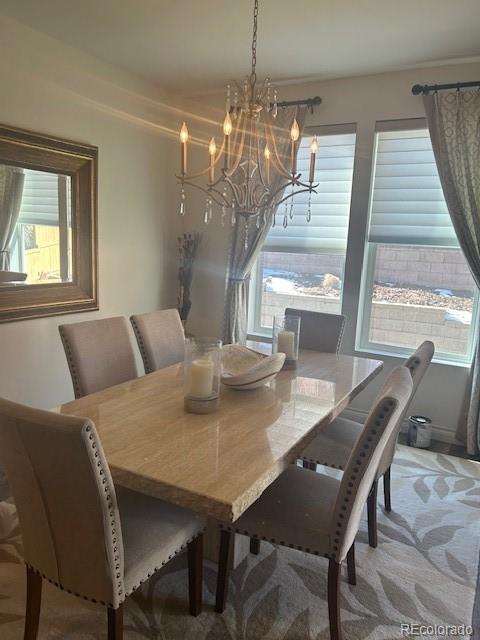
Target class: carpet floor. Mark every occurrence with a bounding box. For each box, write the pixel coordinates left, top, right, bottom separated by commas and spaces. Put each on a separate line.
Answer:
0, 445, 479, 639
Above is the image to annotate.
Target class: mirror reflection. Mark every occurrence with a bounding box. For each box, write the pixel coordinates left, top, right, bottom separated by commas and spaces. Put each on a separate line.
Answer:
0, 164, 72, 285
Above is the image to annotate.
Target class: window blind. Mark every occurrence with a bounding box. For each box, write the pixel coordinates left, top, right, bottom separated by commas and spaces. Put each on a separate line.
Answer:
263, 132, 355, 253
368, 129, 457, 246
18, 169, 61, 227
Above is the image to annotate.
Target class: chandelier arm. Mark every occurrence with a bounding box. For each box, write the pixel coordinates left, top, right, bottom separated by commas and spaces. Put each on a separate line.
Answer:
296, 179, 319, 190
223, 176, 243, 210
225, 112, 247, 177
275, 186, 315, 207
252, 182, 268, 209
229, 105, 244, 153
262, 178, 302, 204
213, 136, 226, 168
254, 124, 269, 190
265, 116, 295, 178
179, 180, 230, 208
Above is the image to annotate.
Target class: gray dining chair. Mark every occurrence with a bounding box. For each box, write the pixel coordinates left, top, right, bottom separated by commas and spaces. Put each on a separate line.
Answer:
59, 316, 138, 399
0, 397, 206, 640
300, 340, 435, 547
130, 309, 185, 374
216, 367, 413, 640
285, 308, 346, 353
249, 307, 346, 557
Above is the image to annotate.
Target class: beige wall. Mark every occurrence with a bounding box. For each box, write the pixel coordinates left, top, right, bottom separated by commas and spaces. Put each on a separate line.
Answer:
0, 15, 181, 408
179, 61, 480, 442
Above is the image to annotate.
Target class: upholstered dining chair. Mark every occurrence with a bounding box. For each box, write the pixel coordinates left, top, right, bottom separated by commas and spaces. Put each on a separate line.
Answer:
300, 340, 435, 548
130, 308, 185, 374
0, 398, 206, 640
216, 367, 413, 640
249, 307, 346, 557
285, 308, 346, 353
59, 316, 138, 399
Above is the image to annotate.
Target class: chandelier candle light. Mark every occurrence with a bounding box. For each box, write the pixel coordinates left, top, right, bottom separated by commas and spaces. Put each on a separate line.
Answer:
177, 0, 321, 234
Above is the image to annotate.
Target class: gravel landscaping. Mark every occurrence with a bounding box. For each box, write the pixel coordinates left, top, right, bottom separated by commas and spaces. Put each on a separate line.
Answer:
265, 271, 473, 312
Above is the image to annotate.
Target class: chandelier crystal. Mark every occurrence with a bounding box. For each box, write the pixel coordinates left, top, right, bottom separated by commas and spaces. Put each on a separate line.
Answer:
177, 0, 319, 228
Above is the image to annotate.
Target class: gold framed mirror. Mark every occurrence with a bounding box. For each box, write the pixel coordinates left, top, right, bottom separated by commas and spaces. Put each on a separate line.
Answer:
0, 125, 98, 322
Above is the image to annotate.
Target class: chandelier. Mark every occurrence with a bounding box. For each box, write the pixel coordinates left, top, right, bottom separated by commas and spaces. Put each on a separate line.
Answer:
177, 0, 321, 230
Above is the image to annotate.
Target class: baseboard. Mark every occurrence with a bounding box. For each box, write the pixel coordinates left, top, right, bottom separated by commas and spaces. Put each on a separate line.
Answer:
341, 406, 463, 447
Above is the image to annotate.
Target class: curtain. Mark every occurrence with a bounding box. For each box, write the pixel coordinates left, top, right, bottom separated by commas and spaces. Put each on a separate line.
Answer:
223, 106, 308, 344
423, 90, 480, 454
0, 166, 25, 270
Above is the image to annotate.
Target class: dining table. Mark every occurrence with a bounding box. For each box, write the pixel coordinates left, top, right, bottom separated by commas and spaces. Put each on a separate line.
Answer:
56, 346, 383, 563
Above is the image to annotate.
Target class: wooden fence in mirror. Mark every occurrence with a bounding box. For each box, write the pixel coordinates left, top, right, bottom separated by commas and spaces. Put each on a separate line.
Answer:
0, 125, 97, 322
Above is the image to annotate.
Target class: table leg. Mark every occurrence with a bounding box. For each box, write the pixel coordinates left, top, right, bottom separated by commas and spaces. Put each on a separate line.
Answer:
203, 517, 250, 568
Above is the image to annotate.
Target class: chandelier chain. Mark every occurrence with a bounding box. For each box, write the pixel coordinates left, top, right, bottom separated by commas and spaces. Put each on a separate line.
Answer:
250, 0, 259, 86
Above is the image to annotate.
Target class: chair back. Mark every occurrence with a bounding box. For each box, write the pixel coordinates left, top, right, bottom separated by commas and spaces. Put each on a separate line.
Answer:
331, 366, 412, 563
130, 309, 185, 374
285, 308, 345, 353
59, 316, 137, 398
377, 340, 435, 478
0, 398, 124, 607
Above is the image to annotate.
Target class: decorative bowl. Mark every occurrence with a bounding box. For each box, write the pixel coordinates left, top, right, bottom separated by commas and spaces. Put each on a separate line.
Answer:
221, 344, 285, 390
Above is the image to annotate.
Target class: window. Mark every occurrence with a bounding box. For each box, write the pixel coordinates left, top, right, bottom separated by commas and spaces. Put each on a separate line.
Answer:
9, 169, 72, 284
249, 129, 356, 334
357, 127, 478, 363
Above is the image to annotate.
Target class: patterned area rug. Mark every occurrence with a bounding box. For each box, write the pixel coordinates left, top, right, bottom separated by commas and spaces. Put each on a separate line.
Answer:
0, 445, 479, 639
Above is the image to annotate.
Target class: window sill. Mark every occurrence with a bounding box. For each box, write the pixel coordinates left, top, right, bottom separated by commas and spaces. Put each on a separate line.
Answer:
355, 344, 472, 369
247, 330, 272, 342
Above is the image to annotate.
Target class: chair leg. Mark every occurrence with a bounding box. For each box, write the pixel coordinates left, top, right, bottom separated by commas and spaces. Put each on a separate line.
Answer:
383, 466, 392, 512
24, 566, 42, 640
107, 604, 123, 640
367, 479, 378, 549
215, 529, 233, 614
250, 537, 260, 555
346, 542, 356, 586
187, 534, 203, 616
328, 559, 343, 640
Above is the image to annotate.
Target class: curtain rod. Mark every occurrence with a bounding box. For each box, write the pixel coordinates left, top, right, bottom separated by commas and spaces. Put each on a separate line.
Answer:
412, 81, 480, 95
274, 95, 322, 113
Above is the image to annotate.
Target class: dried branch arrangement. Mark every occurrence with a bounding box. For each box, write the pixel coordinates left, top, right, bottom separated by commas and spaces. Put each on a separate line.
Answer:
177, 232, 201, 324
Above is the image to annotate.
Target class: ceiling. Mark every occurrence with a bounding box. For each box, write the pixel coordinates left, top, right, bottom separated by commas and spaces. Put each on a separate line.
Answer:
1, 0, 479, 94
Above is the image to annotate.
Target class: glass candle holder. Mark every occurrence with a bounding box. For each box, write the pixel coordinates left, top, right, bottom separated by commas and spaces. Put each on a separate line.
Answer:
184, 337, 222, 414
272, 314, 301, 370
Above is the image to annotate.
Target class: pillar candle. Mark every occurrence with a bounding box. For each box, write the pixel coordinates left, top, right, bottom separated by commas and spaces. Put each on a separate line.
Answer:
277, 330, 296, 360
188, 359, 214, 398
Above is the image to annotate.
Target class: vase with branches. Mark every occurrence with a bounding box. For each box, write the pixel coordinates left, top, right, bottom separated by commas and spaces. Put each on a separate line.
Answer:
177, 232, 201, 328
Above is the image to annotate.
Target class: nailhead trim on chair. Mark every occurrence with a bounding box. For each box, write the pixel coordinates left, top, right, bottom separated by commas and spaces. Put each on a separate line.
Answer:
329, 399, 395, 561
25, 528, 207, 608
85, 423, 124, 603
25, 563, 115, 608
59, 327, 83, 399
123, 527, 207, 597
301, 458, 345, 470
406, 356, 421, 374
218, 523, 332, 559
130, 317, 153, 374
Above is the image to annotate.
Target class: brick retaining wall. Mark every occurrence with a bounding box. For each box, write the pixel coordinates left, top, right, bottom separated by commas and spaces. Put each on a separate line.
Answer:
261, 246, 474, 295
260, 291, 470, 356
